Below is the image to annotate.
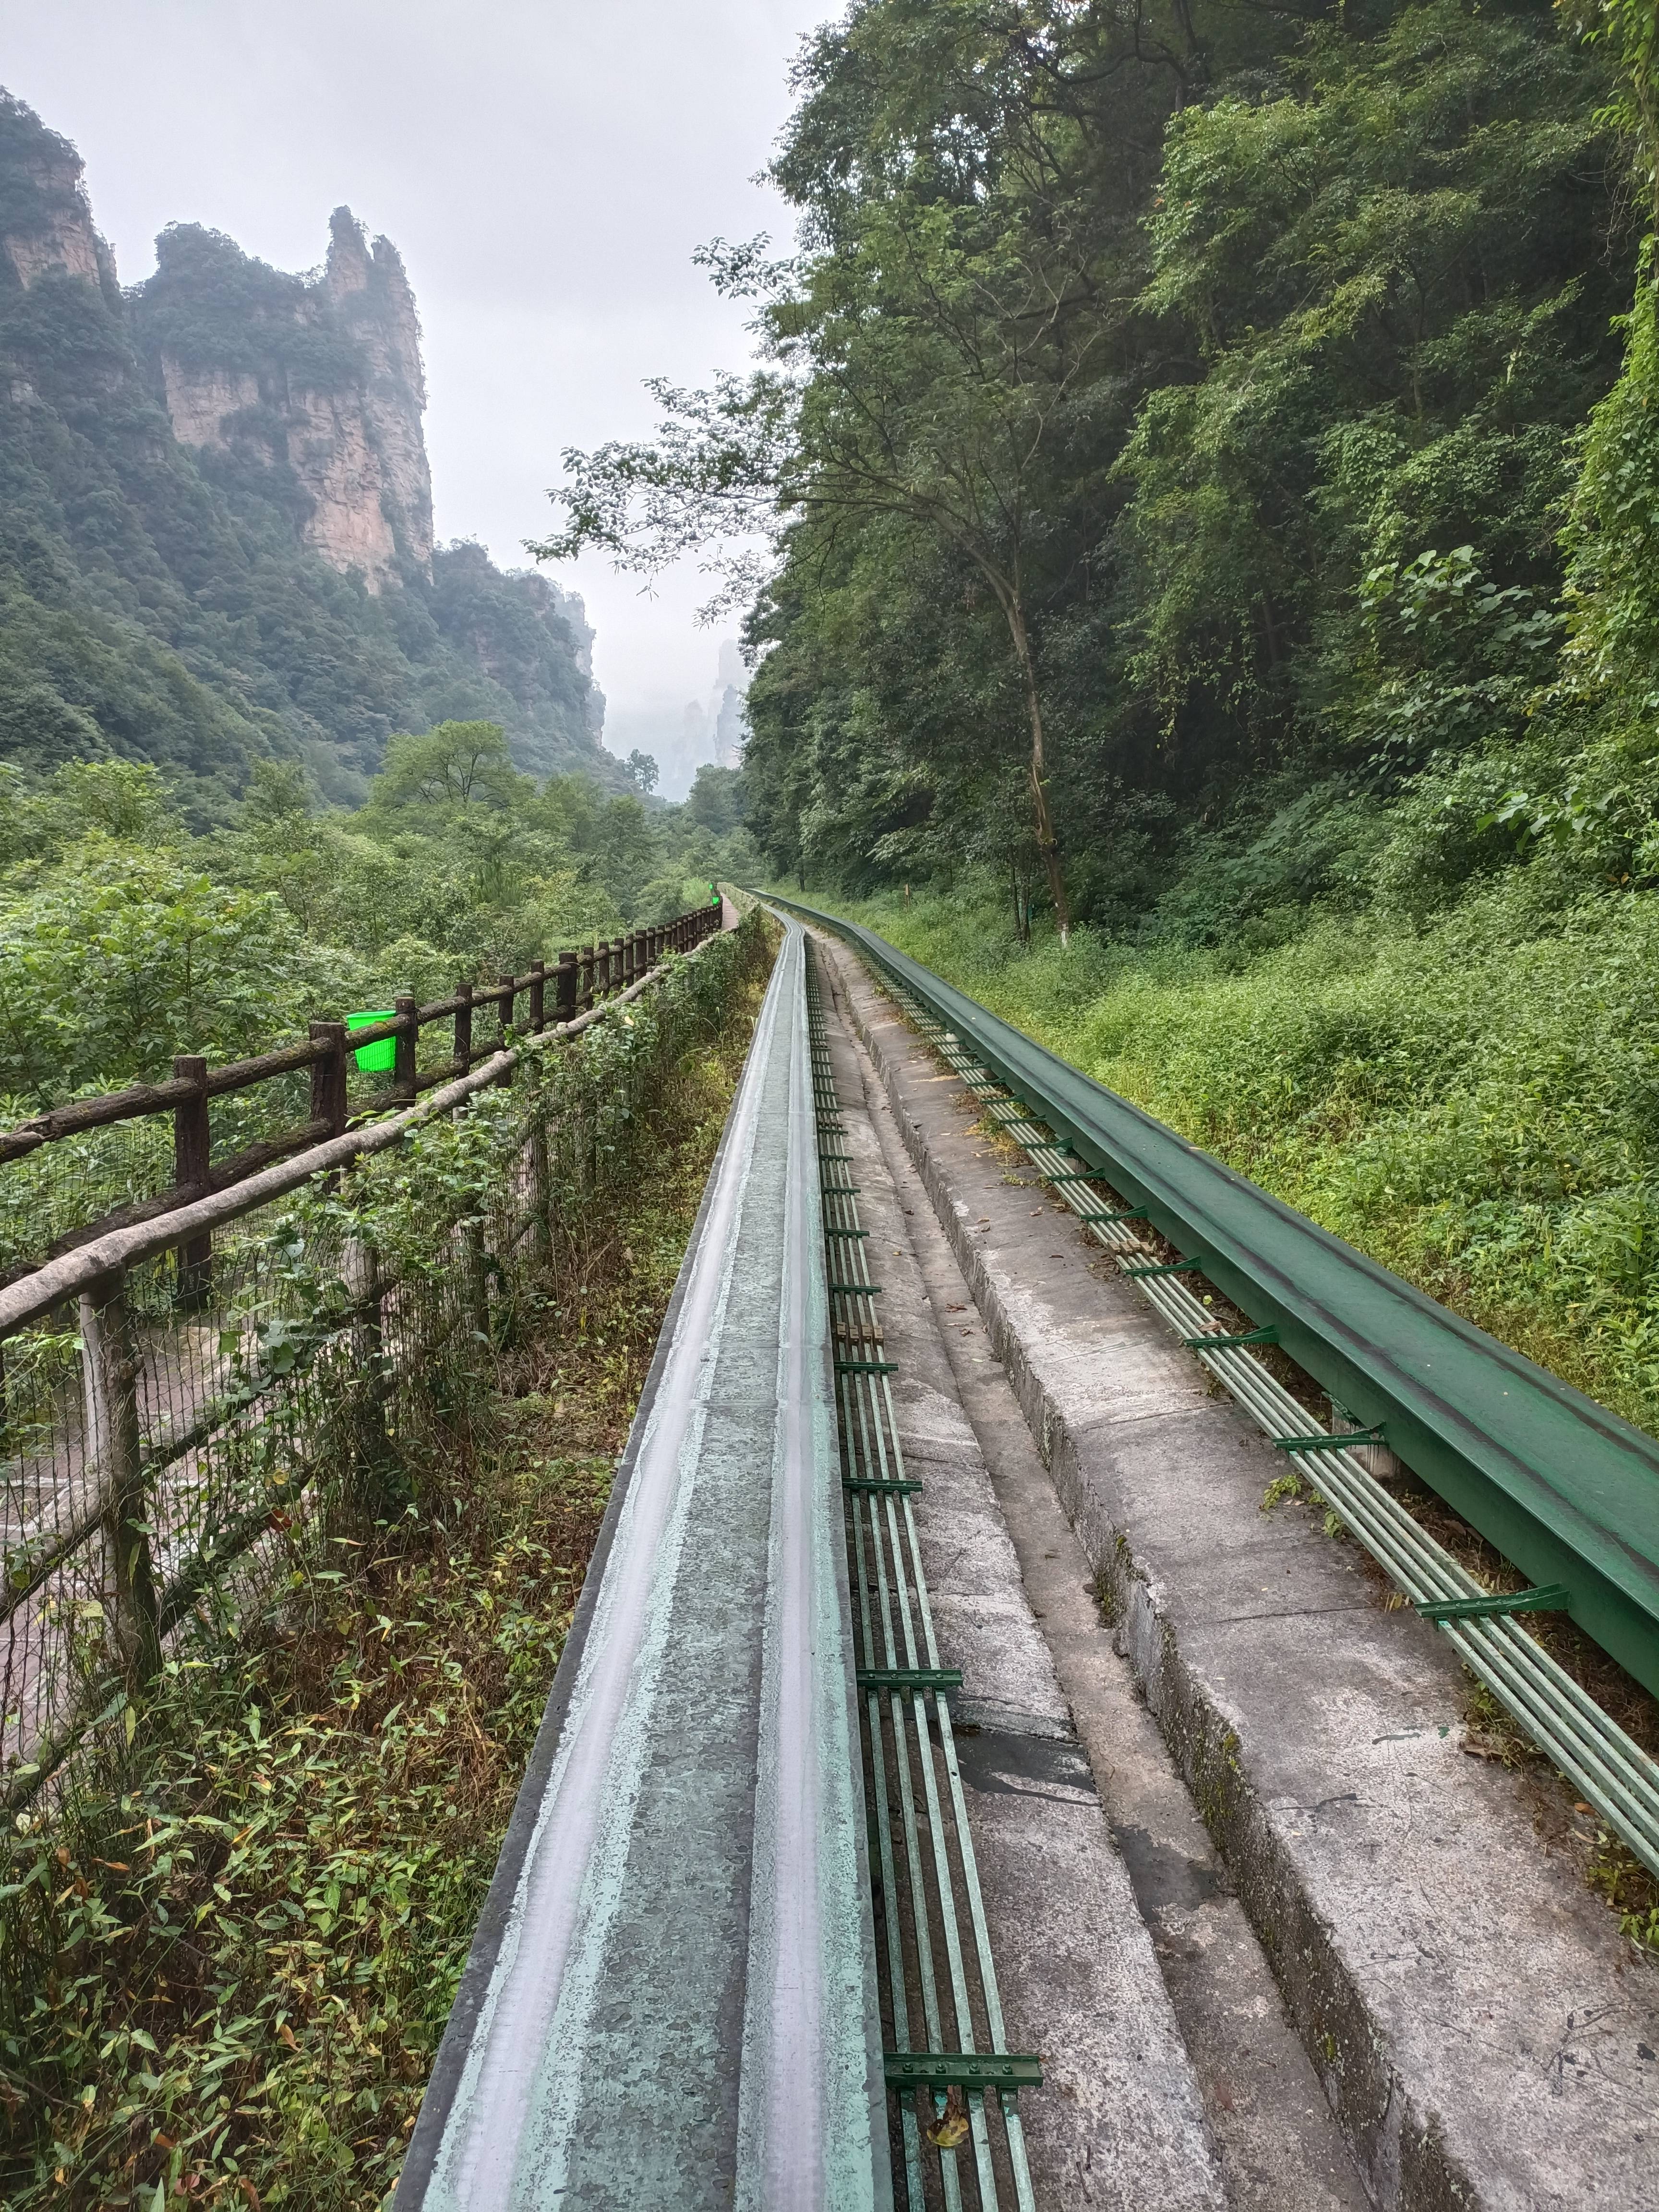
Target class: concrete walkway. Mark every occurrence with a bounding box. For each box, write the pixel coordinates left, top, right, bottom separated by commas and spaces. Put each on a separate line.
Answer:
819, 987, 1228, 2210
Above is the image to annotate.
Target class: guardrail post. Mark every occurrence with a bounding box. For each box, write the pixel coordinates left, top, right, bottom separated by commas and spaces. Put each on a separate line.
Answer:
81, 1269, 160, 1694
600, 939, 614, 998
622, 932, 636, 988
528, 962, 546, 1035
310, 1021, 348, 1136
556, 951, 577, 1024
454, 984, 473, 1075
393, 995, 418, 1102
579, 945, 594, 1012
497, 974, 517, 1077
172, 1053, 212, 1310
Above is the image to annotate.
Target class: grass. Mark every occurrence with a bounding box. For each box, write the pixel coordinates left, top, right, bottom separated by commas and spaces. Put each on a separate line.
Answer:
0, 964, 770, 2210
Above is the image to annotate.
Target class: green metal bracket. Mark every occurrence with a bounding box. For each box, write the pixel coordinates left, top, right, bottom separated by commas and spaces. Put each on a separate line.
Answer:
1122, 1257, 1203, 1279
823, 1184, 863, 1196
826, 1227, 871, 1239
820, 1153, 858, 1162
1274, 1426, 1387, 1455
1416, 1584, 1571, 1623
828, 1282, 884, 1295
836, 1359, 898, 1375
883, 2052, 1044, 2092
1183, 1327, 1281, 1352
1045, 1171, 1102, 1185
1078, 1206, 1148, 1226
857, 1667, 963, 1691
844, 1477, 922, 1495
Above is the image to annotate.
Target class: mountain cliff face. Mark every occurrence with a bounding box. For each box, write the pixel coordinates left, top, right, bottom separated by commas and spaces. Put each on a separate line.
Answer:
140, 208, 433, 591
0, 90, 616, 809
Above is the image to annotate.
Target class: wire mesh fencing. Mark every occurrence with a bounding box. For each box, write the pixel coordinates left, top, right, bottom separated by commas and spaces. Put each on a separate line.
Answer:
0, 912, 771, 1809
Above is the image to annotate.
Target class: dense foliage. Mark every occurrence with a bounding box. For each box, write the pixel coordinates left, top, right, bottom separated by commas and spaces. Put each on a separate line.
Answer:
539, 0, 1659, 1431
545, 0, 1653, 929
0, 92, 615, 817
0, 743, 757, 1107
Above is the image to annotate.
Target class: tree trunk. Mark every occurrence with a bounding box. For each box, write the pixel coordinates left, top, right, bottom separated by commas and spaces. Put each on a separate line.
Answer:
1002, 596, 1071, 947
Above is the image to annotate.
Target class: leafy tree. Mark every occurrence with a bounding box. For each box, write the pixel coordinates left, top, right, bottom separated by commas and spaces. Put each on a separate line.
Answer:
369, 721, 528, 812
539, 0, 1211, 941
1113, 0, 1618, 773
0, 841, 361, 1099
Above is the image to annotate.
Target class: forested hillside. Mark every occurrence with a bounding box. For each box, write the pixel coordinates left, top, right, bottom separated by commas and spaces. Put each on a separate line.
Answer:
0, 91, 616, 816
548, 0, 1659, 1429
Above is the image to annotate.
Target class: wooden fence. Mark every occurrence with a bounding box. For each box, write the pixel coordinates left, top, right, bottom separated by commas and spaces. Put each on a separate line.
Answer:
0, 902, 723, 1293
0, 901, 760, 1803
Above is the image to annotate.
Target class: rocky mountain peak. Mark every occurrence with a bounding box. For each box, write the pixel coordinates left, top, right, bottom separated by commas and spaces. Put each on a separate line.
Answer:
137, 205, 433, 590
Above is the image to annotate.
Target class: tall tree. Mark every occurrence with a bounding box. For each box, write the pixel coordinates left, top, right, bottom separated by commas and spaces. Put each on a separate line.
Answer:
537, 1, 1223, 940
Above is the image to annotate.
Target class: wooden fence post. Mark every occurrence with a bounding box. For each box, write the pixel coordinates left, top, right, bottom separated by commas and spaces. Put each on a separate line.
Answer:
528, 962, 546, 1035
454, 985, 473, 1076
556, 951, 577, 1025
497, 974, 517, 1082
173, 1053, 212, 1309
579, 945, 595, 1012
393, 995, 418, 1102
310, 1021, 348, 1137
346, 1235, 392, 1495
622, 933, 636, 988
81, 1270, 160, 1694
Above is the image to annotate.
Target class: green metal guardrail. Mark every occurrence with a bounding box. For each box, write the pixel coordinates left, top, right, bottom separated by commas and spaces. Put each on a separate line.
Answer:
773, 899, 1659, 1707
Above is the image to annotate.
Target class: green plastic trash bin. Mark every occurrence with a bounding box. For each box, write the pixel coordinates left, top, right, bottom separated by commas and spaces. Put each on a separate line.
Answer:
347, 1011, 397, 1073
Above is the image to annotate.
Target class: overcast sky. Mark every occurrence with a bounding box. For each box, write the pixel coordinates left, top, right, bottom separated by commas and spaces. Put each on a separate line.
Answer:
4, 0, 832, 782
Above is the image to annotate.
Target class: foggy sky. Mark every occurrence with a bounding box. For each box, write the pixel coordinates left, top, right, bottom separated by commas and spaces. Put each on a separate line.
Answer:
4, 1, 832, 772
